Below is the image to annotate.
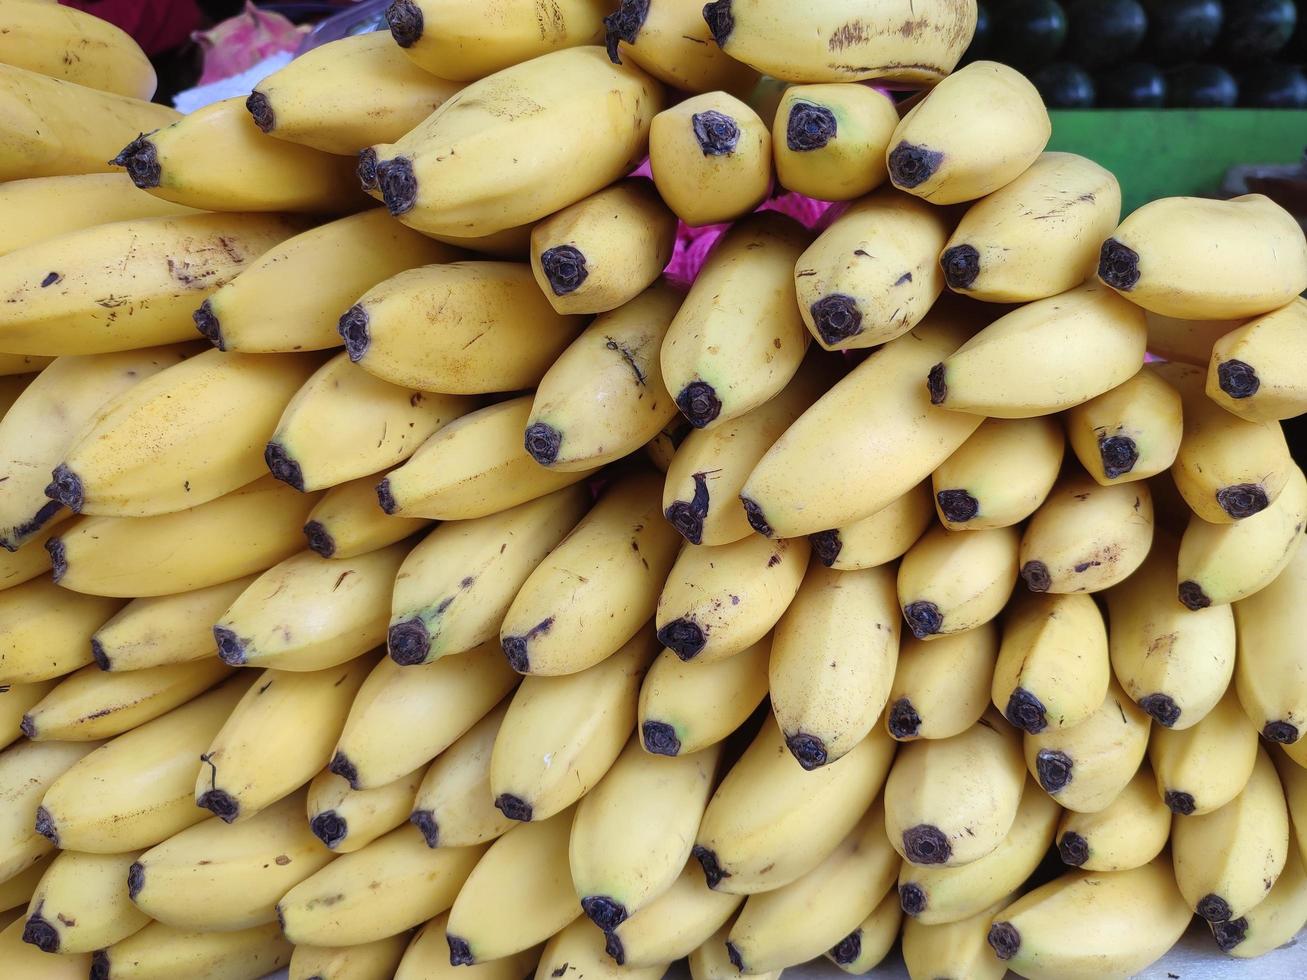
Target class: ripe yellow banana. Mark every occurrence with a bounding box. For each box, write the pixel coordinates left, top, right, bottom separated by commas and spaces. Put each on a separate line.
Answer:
661, 212, 811, 429
649, 91, 771, 226
941, 152, 1120, 303
0, 62, 177, 180
529, 179, 677, 315
0, 372, 33, 418
604, 0, 757, 92
1233, 540, 1307, 745
655, 533, 809, 664
931, 417, 1063, 530
0, 739, 102, 882
886, 623, 997, 742
303, 476, 432, 560
1207, 297, 1307, 422
331, 639, 518, 790
0, 0, 154, 98
772, 84, 897, 202
1146, 310, 1244, 364
770, 562, 899, 768
694, 715, 895, 894
0, 679, 55, 752
307, 764, 423, 854
503, 472, 679, 675
987, 856, 1192, 980
0, 353, 51, 376
0, 577, 123, 684
809, 481, 935, 570
1107, 537, 1236, 729
290, 933, 410, 980
0, 521, 65, 594
36, 676, 253, 853
1056, 763, 1170, 873
897, 523, 1019, 640
741, 311, 983, 539
900, 895, 1007, 980
1275, 750, 1307, 863
0, 915, 90, 979
825, 887, 901, 974
897, 780, 1060, 925
248, 30, 463, 156
0, 212, 303, 355
542, 914, 668, 980
446, 807, 581, 965
491, 631, 654, 823
794, 188, 953, 351
409, 700, 516, 849
196, 658, 374, 824
1211, 843, 1307, 958
1023, 677, 1151, 813
91, 919, 292, 980
1149, 685, 1259, 817
131, 790, 333, 932
1065, 366, 1184, 485
0, 851, 51, 914
396, 913, 540, 980
1098, 193, 1307, 319
689, 916, 778, 980
604, 860, 743, 968
638, 640, 770, 757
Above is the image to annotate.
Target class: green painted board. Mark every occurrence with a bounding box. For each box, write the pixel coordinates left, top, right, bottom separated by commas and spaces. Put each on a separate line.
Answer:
1047, 109, 1307, 215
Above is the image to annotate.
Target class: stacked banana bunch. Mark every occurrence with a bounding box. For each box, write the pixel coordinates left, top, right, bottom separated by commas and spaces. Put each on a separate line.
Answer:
3, 0, 1307, 978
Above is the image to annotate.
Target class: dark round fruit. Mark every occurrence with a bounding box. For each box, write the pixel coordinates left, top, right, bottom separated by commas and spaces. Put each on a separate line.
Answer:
1217, 0, 1297, 63
1165, 63, 1239, 106
995, 0, 1070, 69
1031, 62, 1098, 107
1065, 0, 1148, 67
1143, 0, 1224, 65
1097, 62, 1168, 106
1238, 62, 1307, 107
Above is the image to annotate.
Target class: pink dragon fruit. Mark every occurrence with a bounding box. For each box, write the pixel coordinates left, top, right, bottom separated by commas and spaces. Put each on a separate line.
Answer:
192, 1, 309, 85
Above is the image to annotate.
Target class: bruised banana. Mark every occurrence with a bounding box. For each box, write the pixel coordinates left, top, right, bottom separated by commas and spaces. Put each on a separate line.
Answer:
1149, 685, 1260, 817
604, 0, 757, 93
638, 640, 770, 758
809, 481, 935, 571
1065, 366, 1184, 486
931, 417, 1064, 530
886, 623, 998, 742
772, 83, 898, 202
0, 0, 155, 99
1207, 297, 1307, 423
307, 764, 424, 855
21, 848, 147, 955
896, 523, 1019, 640
1056, 763, 1171, 873
302, 476, 432, 561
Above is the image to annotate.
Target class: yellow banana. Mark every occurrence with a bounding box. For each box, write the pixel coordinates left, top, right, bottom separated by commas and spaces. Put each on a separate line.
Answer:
1149, 685, 1259, 817
529, 179, 677, 315
0, 577, 124, 685
0, 915, 90, 980
0, 680, 56, 752
793, 187, 953, 350
0, 372, 32, 417
0, 852, 52, 914
900, 895, 1007, 980
931, 417, 1063, 530
604, 860, 743, 968
1065, 366, 1184, 485
1275, 750, 1307, 862
770, 562, 900, 768
655, 533, 809, 664
1233, 540, 1307, 744
1207, 297, 1307, 422
396, 913, 540, 980
0, 519, 65, 594
0, 739, 102, 881
1098, 193, 1307, 319
825, 887, 901, 975
603, 0, 758, 93
688, 916, 779, 980
1211, 843, 1307, 958
539, 914, 667, 980
0, 353, 51, 376
1056, 763, 1171, 872
1145, 310, 1244, 364
290, 933, 409, 980
897, 523, 1019, 640
772, 84, 897, 202
649, 91, 771, 226
0, 0, 154, 97
490, 631, 655, 822
886, 623, 997, 742
638, 640, 770, 757
91, 920, 292, 980
307, 764, 423, 854
809, 481, 935, 571
0, 62, 177, 180
303, 476, 432, 560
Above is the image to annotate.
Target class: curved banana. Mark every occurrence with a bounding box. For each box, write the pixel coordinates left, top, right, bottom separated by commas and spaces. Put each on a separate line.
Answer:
1065, 366, 1184, 486
773, 84, 897, 202
825, 887, 901, 974
886, 623, 997, 742
688, 916, 778, 980
1233, 541, 1307, 745
0, 353, 51, 377
541, 914, 668, 980
638, 640, 770, 757
303, 476, 432, 560
290, 933, 410, 980
809, 481, 935, 570
0, 680, 56, 752
0, 851, 51, 915
0, 0, 154, 98
397, 913, 540, 980
0, 739, 103, 882
1056, 763, 1171, 872
605, 860, 742, 968
901, 896, 1008, 980
91, 919, 291, 980
897, 523, 1019, 641
0, 521, 69, 594
604, 0, 757, 93
931, 417, 1064, 530
1145, 310, 1244, 365
1275, 751, 1307, 868
1211, 844, 1307, 958
1207, 297, 1307, 422
0, 577, 124, 684
307, 764, 423, 855
0, 915, 89, 980
1149, 685, 1259, 817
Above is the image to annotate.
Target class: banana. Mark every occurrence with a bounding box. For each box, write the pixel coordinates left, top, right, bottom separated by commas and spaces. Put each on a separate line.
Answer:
290, 933, 410, 980
699, 0, 973, 84
130, 790, 332, 932
638, 640, 770, 757
331, 638, 519, 790
91, 920, 292, 980
397, 913, 540, 980
649, 91, 771, 226
501, 472, 679, 676
726, 800, 898, 973
604, 0, 757, 92
689, 916, 778, 980
604, 860, 743, 968
772, 84, 897, 201
389, 486, 589, 666
897, 780, 1060, 925
0, 353, 51, 376
0, 852, 52, 914
214, 544, 407, 671
1023, 677, 1151, 813
196, 658, 374, 824
0, 345, 193, 549
529, 179, 678, 315
91, 575, 257, 672
1149, 685, 1260, 817
0, 577, 124, 685
1157, 361, 1295, 524
824, 887, 901, 975
1056, 763, 1171, 872
0, 915, 90, 980
664, 360, 830, 547
793, 187, 954, 351
809, 481, 935, 571
1207, 297, 1307, 422
694, 714, 895, 894
386, 0, 607, 81
491, 631, 654, 823
0, 0, 154, 98
1172, 746, 1289, 922
886, 623, 997, 742
248, 30, 463, 156
307, 764, 423, 854
655, 533, 809, 664
902, 896, 1008, 980
0, 212, 303, 355
446, 806, 581, 965
409, 700, 516, 849
660, 212, 811, 430
49, 348, 326, 517
0, 739, 102, 881
1233, 541, 1307, 744
933, 420, 1062, 533
199, 211, 460, 355
1098, 193, 1307, 320
378, 397, 599, 521
49, 475, 320, 598
113, 96, 361, 213
0, 62, 178, 180
1276, 750, 1307, 862
740, 310, 983, 539
770, 562, 900, 767
897, 523, 1019, 640
373, 47, 662, 237
0, 516, 65, 595
0, 372, 33, 417
540, 914, 668, 980
1065, 366, 1184, 485
20, 658, 232, 741
987, 856, 1192, 980
36, 676, 253, 853
1212, 843, 1307, 958
0, 679, 55, 751
929, 282, 1147, 418
303, 476, 432, 560
342, 261, 585, 395
1107, 536, 1236, 729
1145, 310, 1245, 365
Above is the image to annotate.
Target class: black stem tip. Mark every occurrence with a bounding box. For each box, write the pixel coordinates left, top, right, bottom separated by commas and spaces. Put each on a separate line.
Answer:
264, 442, 305, 491
902, 600, 944, 640
888, 698, 922, 739
676, 381, 722, 428
111, 133, 161, 188
329, 751, 360, 790
45, 536, 67, 583
1008, 687, 1052, 735
1216, 484, 1269, 520
927, 363, 948, 405
501, 635, 530, 674
936, 488, 980, 524
786, 101, 837, 151
786, 732, 829, 770
888, 142, 943, 189
193, 299, 225, 349
386, 0, 424, 48
1098, 435, 1139, 480
377, 156, 417, 217
213, 626, 247, 666
702, 0, 734, 45
692, 844, 729, 888
898, 882, 927, 916
941, 244, 981, 290
375, 478, 398, 516
21, 915, 59, 953
310, 810, 348, 849
1197, 893, 1233, 923
1098, 238, 1141, 291
603, 0, 649, 63
1057, 830, 1090, 866
740, 496, 773, 538
524, 422, 564, 466
410, 809, 439, 847
303, 521, 336, 559
357, 147, 380, 191
246, 90, 274, 133
604, 932, 627, 966
538, 245, 588, 296
447, 934, 474, 967
1138, 693, 1181, 728
829, 929, 862, 965
44, 464, 84, 513
494, 794, 533, 822
665, 501, 705, 545
19, 715, 35, 739
809, 293, 864, 347
1263, 720, 1300, 744
339, 304, 371, 362
1036, 748, 1074, 793
34, 806, 58, 845
1021, 560, 1052, 593
91, 952, 110, 980
691, 110, 740, 156
725, 942, 745, 972
810, 529, 842, 566
657, 618, 706, 661
1212, 916, 1250, 952
91, 638, 112, 671
197, 789, 240, 823
128, 861, 145, 899
903, 824, 952, 865
641, 720, 681, 756
388, 618, 431, 666
988, 921, 1021, 960
1177, 580, 1211, 610
1217, 359, 1259, 399
1165, 789, 1196, 815
581, 896, 628, 932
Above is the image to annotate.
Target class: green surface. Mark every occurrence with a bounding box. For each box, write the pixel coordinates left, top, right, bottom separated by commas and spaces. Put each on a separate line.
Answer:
1048, 109, 1307, 215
